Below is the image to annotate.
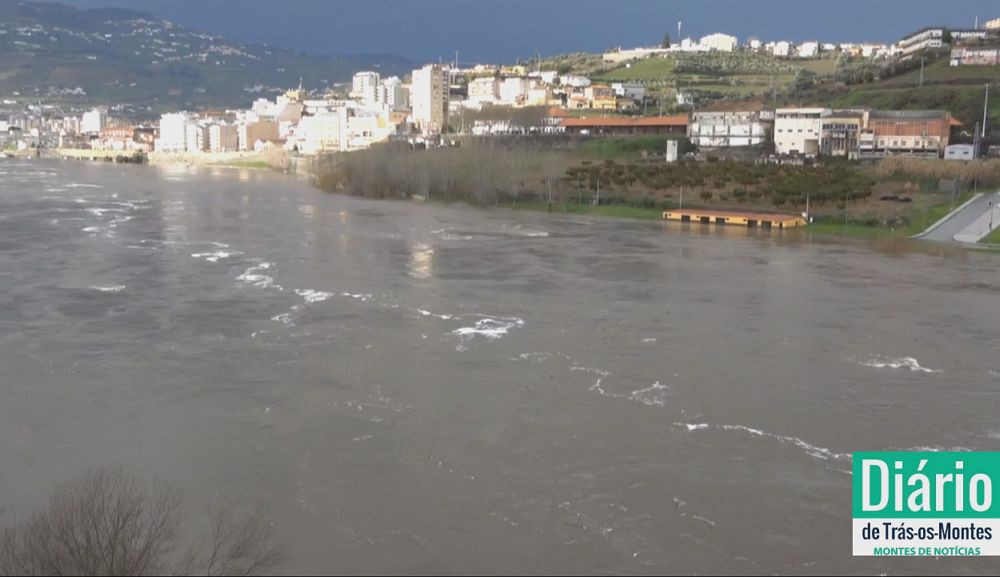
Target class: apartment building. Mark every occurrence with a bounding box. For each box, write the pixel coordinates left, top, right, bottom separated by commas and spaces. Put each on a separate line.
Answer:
156, 112, 194, 152
411, 64, 449, 133
208, 123, 239, 152
689, 101, 773, 148
80, 108, 106, 135
351, 71, 380, 105
898, 28, 945, 56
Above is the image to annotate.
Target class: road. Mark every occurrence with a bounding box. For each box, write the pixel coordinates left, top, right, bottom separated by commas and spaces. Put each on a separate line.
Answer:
915, 191, 1000, 243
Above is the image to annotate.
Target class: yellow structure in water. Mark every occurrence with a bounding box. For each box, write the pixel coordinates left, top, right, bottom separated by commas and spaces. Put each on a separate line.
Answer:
663, 208, 807, 229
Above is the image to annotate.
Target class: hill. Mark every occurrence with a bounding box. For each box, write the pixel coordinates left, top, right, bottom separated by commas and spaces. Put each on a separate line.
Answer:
540, 47, 996, 127
0, 0, 411, 113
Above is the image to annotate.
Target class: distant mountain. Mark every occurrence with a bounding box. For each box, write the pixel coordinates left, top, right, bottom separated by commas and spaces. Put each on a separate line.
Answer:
0, 0, 411, 112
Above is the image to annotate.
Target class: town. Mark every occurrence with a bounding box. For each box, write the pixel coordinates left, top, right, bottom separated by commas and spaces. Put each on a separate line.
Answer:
2, 19, 998, 163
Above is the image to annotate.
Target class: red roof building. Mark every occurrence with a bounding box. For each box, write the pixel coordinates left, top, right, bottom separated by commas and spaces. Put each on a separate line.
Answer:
560, 115, 689, 135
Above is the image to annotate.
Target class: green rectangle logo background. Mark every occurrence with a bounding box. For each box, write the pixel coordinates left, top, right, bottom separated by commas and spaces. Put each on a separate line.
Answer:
853, 452, 1000, 518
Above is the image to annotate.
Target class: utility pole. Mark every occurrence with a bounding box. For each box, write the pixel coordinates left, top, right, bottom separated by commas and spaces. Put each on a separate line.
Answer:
983, 82, 990, 140
974, 122, 981, 161
919, 56, 924, 87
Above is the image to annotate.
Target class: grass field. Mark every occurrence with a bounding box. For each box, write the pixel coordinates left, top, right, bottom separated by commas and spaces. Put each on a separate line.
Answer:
578, 135, 692, 159
829, 84, 998, 126
597, 58, 676, 82
980, 227, 1000, 244
878, 59, 1000, 88
594, 54, 832, 100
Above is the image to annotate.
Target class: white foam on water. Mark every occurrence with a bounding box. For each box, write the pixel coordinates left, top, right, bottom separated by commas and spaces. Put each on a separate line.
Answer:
641, 338, 657, 343
238, 261, 282, 291
677, 423, 709, 432
432, 229, 474, 241
192, 250, 241, 263
629, 381, 669, 407
691, 515, 717, 527
415, 308, 453, 320
65, 183, 103, 189
296, 289, 333, 303
270, 304, 304, 327
91, 285, 126, 293
340, 292, 372, 302
677, 422, 850, 463
857, 355, 941, 373
451, 317, 525, 340
520, 231, 549, 237
906, 446, 973, 453
85, 207, 125, 217
517, 352, 553, 362
271, 312, 295, 326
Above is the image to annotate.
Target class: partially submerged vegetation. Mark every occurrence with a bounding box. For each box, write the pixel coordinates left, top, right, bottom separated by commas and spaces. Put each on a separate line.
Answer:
313, 136, 989, 241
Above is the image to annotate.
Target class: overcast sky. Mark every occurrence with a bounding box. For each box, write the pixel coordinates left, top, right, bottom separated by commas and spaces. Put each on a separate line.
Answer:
58, 0, 1000, 63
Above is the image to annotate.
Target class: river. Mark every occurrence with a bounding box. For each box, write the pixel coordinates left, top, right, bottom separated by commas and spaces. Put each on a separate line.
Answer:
1, 159, 998, 574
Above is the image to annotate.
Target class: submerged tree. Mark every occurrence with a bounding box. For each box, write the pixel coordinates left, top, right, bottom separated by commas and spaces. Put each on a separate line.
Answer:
0, 469, 284, 576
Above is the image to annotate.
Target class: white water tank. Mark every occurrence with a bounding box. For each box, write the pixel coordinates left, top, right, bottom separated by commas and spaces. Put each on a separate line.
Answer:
665, 140, 678, 163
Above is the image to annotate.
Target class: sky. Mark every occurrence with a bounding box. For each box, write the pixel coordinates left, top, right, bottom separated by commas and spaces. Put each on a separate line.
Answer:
57, 0, 1000, 64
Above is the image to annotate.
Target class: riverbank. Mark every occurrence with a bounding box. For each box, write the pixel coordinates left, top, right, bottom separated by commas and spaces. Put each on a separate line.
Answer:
32, 145, 989, 245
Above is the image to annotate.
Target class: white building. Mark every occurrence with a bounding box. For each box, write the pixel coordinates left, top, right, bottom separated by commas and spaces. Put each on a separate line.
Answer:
376, 76, 409, 111
498, 77, 530, 105
156, 112, 192, 152
797, 42, 820, 58
944, 143, 976, 161
411, 64, 448, 133
80, 108, 106, 135
296, 108, 348, 155
986, 17, 1000, 30
351, 71, 380, 105
345, 111, 395, 151
602, 46, 673, 63
185, 123, 207, 153
700, 33, 738, 52
774, 107, 829, 156
560, 75, 591, 88
897, 28, 944, 57
467, 77, 500, 105
611, 82, 646, 101
689, 104, 773, 148
771, 41, 792, 57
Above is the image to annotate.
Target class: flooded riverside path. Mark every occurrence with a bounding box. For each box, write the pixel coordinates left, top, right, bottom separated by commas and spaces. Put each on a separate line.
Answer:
1, 159, 999, 574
